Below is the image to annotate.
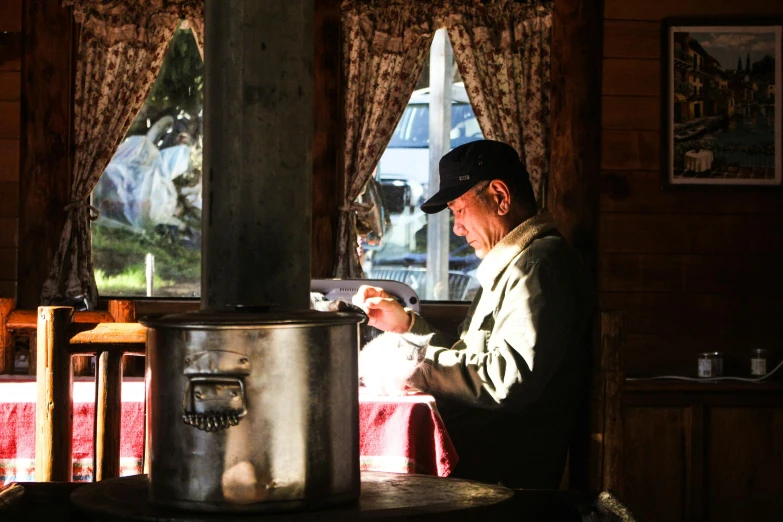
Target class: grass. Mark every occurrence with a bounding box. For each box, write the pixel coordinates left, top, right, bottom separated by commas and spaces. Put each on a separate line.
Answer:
92, 223, 201, 297
94, 266, 174, 295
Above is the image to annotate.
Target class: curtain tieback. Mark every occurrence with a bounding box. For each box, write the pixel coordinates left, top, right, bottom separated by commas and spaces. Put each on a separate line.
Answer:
64, 199, 101, 221
339, 202, 374, 216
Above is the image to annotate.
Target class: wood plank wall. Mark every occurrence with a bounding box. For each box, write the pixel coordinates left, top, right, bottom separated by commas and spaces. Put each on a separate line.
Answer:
0, 0, 22, 299
600, 0, 783, 377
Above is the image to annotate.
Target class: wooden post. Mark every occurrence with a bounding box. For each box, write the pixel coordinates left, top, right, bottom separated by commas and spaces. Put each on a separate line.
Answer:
35, 306, 74, 481
587, 312, 605, 492
548, 0, 602, 266
601, 311, 625, 494
94, 349, 123, 481
0, 299, 14, 374
549, 0, 603, 490
109, 300, 146, 474
108, 300, 136, 323
109, 299, 141, 376
18, 0, 74, 309
312, 0, 342, 278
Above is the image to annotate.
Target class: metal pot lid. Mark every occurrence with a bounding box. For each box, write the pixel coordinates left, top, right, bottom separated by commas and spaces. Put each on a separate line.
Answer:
139, 305, 366, 329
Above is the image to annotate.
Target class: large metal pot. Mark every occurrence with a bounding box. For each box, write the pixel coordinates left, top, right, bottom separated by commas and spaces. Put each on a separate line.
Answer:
140, 307, 364, 513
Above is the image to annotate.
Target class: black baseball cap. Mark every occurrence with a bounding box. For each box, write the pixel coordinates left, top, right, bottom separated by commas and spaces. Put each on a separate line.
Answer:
420, 140, 528, 214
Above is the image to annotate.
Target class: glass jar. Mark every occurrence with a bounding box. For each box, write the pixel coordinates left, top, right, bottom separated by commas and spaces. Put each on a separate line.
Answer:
698, 352, 723, 378
751, 348, 768, 377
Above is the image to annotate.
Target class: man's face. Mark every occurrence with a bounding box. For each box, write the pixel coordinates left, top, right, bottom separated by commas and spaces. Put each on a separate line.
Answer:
447, 182, 504, 259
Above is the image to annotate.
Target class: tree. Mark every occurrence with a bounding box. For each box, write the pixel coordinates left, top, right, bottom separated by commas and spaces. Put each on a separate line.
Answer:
737, 56, 742, 72
127, 26, 204, 137
751, 55, 776, 81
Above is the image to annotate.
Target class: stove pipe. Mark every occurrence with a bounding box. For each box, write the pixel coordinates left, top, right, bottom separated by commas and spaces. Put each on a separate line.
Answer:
202, 0, 314, 311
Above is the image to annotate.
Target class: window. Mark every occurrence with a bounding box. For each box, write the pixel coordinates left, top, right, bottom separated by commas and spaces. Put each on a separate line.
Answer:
361, 30, 483, 302
91, 25, 203, 297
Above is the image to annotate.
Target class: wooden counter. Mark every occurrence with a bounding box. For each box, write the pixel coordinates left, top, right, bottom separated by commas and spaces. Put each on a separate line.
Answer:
620, 378, 783, 522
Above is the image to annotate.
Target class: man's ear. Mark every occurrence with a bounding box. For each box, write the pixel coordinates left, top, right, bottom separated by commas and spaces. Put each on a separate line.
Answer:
490, 179, 511, 216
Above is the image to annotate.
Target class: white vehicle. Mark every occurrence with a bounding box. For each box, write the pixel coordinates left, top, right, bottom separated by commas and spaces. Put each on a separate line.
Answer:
377, 83, 483, 189
369, 83, 484, 298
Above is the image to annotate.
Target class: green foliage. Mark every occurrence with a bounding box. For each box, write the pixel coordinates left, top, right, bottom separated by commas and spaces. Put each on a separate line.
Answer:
127, 26, 203, 136
751, 55, 776, 82
94, 267, 173, 295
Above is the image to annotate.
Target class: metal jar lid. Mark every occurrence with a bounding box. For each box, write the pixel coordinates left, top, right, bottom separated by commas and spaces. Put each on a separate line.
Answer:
139, 304, 366, 330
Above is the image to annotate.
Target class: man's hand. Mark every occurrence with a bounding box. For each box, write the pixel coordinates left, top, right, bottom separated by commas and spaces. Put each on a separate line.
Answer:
352, 285, 412, 333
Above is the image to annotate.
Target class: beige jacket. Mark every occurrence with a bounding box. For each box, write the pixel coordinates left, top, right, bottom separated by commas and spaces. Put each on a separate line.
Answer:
410, 212, 592, 413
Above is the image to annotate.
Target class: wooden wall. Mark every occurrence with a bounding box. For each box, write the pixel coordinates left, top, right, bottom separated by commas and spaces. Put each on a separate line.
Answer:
601, 1, 783, 520
0, 0, 22, 299
600, 0, 783, 378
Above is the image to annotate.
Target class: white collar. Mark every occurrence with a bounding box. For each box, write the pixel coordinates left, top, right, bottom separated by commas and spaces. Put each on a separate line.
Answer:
475, 212, 558, 291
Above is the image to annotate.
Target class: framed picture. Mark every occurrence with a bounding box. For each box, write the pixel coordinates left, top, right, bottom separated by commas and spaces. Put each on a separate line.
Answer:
662, 18, 782, 187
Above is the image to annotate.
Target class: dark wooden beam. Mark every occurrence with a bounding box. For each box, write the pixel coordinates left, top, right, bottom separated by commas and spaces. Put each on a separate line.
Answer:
548, 0, 603, 264
18, 0, 74, 308
548, 0, 603, 490
600, 311, 625, 494
312, 0, 342, 278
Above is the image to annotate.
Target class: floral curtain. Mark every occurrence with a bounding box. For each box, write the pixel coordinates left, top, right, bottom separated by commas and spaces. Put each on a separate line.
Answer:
444, 0, 552, 207
41, 0, 202, 307
335, 1, 437, 278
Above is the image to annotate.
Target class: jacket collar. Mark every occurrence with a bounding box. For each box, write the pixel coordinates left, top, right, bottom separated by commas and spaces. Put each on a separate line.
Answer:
476, 211, 559, 291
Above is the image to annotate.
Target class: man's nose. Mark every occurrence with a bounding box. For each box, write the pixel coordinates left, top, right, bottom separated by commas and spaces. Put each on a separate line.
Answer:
453, 220, 466, 236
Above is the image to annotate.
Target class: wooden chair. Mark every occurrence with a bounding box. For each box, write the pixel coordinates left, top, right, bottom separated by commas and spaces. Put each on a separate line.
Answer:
0, 298, 119, 376
0, 298, 147, 482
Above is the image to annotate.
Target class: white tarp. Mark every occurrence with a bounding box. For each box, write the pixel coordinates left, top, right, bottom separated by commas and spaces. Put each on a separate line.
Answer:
93, 135, 190, 231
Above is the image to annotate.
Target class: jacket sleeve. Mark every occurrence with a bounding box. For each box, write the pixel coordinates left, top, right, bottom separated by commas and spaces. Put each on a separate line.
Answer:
406, 309, 449, 349
409, 260, 575, 411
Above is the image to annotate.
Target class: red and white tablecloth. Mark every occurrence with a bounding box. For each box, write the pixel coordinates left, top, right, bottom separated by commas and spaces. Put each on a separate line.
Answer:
358, 389, 458, 477
0, 378, 457, 484
0, 377, 145, 482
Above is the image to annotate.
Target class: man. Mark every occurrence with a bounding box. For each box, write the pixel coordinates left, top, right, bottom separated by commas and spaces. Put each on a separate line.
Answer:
353, 140, 593, 488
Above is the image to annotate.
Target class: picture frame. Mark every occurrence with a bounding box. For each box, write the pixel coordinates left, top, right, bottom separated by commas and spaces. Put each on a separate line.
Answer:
662, 18, 782, 187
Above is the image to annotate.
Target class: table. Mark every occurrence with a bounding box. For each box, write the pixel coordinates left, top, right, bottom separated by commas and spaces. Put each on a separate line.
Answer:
1, 473, 531, 522
684, 149, 714, 172
0, 377, 457, 484
359, 390, 457, 477
0, 377, 145, 482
